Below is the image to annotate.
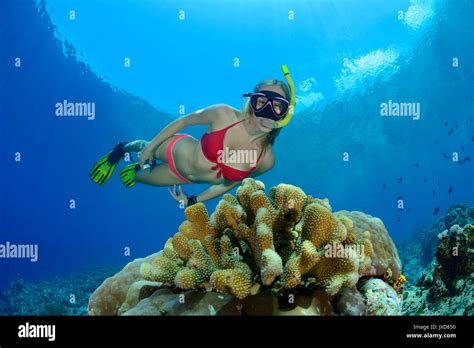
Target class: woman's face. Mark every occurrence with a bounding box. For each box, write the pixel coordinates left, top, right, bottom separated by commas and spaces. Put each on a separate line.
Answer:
252, 85, 287, 133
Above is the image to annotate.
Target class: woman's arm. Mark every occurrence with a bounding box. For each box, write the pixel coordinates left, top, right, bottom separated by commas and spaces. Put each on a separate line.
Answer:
138, 104, 229, 168
193, 181, 240, 203
169, 154, 275, 206
169, 181, 240, 206
185, 149, 275, 205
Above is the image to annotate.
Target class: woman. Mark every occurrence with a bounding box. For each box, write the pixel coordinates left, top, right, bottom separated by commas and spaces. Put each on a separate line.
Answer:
90, 66, 295, 206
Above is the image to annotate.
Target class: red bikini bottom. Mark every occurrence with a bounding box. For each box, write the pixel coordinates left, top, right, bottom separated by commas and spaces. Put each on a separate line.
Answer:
166, 134, 193, 184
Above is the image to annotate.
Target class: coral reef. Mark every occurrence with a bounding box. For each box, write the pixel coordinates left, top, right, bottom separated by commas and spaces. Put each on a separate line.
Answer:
1, 265, 119, 316
399, 204, 474, 283
4, 183, 470, 317
136, 179, 400, 298
88, 179, 403, 316
402, 224, 473, 316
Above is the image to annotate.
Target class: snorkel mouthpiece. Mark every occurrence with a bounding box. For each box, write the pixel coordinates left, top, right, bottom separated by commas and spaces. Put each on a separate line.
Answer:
273, 64, 296, 129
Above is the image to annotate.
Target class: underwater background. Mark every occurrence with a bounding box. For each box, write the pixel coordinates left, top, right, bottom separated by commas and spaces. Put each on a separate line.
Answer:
0, 0, 473, 313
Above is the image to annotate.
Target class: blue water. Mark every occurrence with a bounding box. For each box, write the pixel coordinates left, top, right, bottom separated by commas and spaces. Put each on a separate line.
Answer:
1, 0, 473, 291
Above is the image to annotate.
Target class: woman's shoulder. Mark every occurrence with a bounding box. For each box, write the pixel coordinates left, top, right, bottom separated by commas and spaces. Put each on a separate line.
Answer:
220, 104, 242, 121
212, 104, 243, 126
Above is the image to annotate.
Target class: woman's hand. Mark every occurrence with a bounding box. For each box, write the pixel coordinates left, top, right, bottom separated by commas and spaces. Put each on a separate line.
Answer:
138, 145, 156, 170
168, 185, 188, 206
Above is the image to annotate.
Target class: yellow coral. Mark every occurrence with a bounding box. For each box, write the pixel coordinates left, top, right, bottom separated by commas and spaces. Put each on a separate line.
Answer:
210, 194, 245, 231
236, 178, 267, 221
138, 178, 400, 301
172, 232, 191, 261
282, 202, 375, 295
203, 235, 220, 266
175, 240, 216, 289
218, 234, 239, 269
269, 183, 307, 222
313, 251, 360, 295
282, 240, 320, 288
179, 203, 218, 242
140, 255, 183, 284
301, 203, 348, 248
210, 263, 253, 299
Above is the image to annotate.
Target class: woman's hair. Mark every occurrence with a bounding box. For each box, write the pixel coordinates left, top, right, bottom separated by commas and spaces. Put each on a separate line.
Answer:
241, 79, 290, 148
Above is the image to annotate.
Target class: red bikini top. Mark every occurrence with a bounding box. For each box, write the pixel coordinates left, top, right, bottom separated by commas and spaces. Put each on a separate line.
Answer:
201, 119, 264, 182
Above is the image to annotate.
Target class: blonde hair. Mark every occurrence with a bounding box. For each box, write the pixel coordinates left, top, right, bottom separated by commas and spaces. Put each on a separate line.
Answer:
241, 78, 290, 147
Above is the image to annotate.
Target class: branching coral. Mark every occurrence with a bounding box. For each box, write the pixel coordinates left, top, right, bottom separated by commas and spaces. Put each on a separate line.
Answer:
137, 178, 399, 300
281, 201, 372, 295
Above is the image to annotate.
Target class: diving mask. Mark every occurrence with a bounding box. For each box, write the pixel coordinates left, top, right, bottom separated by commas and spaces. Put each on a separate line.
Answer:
242, 90, 290, 121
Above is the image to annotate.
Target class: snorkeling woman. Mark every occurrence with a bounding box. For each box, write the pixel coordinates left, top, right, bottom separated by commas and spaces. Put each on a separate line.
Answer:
89, 65, 296, 206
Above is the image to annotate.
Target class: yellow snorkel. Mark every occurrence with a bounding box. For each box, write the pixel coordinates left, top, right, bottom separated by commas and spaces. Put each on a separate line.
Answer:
273, 64, 296, 129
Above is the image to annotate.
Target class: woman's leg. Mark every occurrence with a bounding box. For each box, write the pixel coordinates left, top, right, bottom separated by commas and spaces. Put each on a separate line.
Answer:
123, 139, 169, 162
123, 140, 148, 153
135, 163, 190, 186
122, 136, 193, 186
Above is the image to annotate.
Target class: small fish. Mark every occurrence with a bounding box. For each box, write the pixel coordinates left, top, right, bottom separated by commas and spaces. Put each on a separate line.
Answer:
448, 187, 453, 194
472, 136, 474, 142
445, 121, 448, 127
433, 206, 439, 216
434, 140, 439, 145
438, 180, 440, 185
423, 178, 427, 183
383, 183, 386, 190
464, 156, 470, 162
414, 163, 420, 168
432, 190, 436, 196
406, 208, 411, 212
397, 196, 403, 200
443, 153, 447, 158
398, 177, 403, 183
455, 124, 458, 130
397, 216, 400, 222
462, 146, 465, 152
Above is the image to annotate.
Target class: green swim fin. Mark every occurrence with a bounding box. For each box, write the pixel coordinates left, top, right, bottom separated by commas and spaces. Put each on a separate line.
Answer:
89, 142, 126, 186
119, 163, 141, 188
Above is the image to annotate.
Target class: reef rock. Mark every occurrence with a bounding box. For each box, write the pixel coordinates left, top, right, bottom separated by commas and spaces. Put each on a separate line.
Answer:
335, 211, 402, 279
88, 252, 161, 315
89, 179, 402, 316
334, 286, 366, 316
360, 279, 401, 315
123, 289, 233, 316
